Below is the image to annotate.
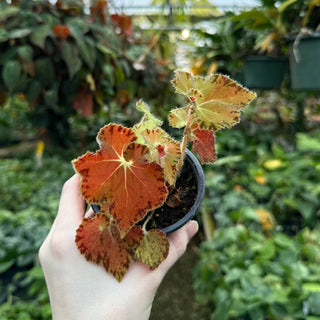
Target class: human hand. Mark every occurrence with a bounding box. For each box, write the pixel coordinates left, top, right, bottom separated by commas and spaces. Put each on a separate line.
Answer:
39, 174, 198, 320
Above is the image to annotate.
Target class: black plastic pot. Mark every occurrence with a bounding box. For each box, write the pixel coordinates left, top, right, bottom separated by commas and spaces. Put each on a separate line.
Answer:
91, 149, 205, 234
244, 56, 288, 89
289, 33, 320, 91
161, 149, 205, 233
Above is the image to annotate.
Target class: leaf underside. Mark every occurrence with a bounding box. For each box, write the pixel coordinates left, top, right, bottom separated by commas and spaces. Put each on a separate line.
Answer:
191, 125, 217, 164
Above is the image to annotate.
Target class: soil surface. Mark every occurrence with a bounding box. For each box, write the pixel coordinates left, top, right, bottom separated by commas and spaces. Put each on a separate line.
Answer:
150, 233, 211, 320
145, 159, 198, 230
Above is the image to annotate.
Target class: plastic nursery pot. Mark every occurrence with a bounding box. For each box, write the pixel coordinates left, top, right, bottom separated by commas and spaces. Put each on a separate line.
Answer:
289, 33, 320, 91
91, 149, 205, 234
244, 55, 288, 89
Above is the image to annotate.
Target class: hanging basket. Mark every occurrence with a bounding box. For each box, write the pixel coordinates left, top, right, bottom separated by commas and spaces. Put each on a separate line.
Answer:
289, 33, 320, 91
244, 56, 288, 89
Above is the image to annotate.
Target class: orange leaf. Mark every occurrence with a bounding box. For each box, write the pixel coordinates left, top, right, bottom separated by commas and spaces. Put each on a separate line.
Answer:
53, 25, 70, 40
90, 0, 108, 24
255, 208, 276, 230
254, 175, 267, 185
170, 71, 257, 132
134, 229, 169, 270
76, 214, 143, 281
73, 124, 168, 237
191, 125, 217, 164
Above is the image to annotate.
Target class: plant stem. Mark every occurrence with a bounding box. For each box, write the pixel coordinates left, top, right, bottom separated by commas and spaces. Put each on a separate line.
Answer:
177, 101, 196, 172
142, 210, 155, 233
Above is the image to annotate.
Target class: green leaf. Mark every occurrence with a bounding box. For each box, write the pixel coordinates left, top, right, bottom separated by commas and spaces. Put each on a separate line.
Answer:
17, 45, 33, 62
297, 133, 320, 152
278, 0, 298, 13
136, 100, 163, 126
30, 25, 51, 49
78, 37, 96, 70
60, 41, 82, 78
96, 43, 117, 59
0, 6, 19, 19
274, 233, 294, 248
27, 80, 42, 102
9, 28, 32, 39
34, 58, 55, 88
212, 299, 231, 320
249, 307, 264, 320
303, 283, 320, 293
0, 29, 9, 43
306, 292, 320, 316
0, 260, 14, 273
68, 17, 90, 35
256, 239, 276, 262
169, 107, 188, 128
2, 60, 21, 93
44, 88, 58, 107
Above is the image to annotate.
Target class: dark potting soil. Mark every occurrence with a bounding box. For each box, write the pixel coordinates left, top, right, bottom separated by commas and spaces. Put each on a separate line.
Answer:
144, 159, 198, 230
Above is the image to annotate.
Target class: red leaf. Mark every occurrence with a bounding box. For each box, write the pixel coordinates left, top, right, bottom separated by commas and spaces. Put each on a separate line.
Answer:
134, 229, 169, 270
73, 88, 93, 117
191, 125, 217, 164
73, 124, 168, 237
53, 25, 70, 40
110, 14, 132, 36
90, 0, 108, 24
76, 214, 143, 281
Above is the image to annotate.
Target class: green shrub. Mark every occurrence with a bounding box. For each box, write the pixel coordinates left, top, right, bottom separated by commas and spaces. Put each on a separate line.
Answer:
194, 225, 320, 320
204, 129, 320, 232
0, 0, 168, 144
0, 154, 73, 318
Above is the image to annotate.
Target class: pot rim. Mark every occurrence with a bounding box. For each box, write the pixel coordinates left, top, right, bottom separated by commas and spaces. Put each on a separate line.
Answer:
161, 149, 205, 234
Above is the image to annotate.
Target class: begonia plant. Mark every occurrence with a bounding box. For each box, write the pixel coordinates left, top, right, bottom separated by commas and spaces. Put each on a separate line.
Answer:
72, 70, 256, 281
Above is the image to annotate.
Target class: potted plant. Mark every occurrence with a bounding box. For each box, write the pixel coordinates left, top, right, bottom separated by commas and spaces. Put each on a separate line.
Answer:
231, 0, 297, 89
72, 70, 256, 281
288, 1, 320, 90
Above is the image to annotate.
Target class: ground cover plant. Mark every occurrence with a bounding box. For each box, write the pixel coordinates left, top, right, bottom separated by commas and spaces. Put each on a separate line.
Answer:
0, 154, 74, 319
193, 98, 320, 319
72, 70, 256, 281
194, 224, 320, 320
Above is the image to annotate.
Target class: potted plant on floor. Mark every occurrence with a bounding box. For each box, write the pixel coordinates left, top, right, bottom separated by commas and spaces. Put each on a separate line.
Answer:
72, 70, 256, 281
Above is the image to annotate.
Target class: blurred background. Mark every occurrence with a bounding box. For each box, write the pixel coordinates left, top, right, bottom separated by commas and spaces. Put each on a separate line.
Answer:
0, 0, 320, 319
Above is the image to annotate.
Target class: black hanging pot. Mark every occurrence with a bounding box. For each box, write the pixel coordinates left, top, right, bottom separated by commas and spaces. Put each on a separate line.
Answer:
244, 55, 288, 89
92, 149, 205, 234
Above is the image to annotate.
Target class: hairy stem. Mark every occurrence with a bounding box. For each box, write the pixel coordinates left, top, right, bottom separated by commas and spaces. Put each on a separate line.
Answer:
176, 101, 196, 172
142, 210, 155, 233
